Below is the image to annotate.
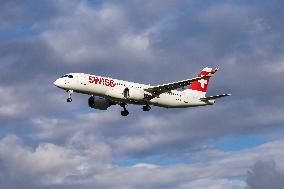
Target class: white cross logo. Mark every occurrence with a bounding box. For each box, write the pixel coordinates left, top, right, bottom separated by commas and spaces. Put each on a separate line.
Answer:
198, 75, 208, 88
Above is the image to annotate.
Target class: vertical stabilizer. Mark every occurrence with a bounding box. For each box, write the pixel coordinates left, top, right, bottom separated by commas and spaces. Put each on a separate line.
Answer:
184, 67, 218, 97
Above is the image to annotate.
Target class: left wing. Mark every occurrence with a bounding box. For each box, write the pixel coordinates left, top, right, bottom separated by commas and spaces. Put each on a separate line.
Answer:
200, 94, 231, 101
144, 74, 213, 99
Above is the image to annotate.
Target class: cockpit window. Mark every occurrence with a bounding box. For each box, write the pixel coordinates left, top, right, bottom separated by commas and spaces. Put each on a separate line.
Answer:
61, 75, 73, 78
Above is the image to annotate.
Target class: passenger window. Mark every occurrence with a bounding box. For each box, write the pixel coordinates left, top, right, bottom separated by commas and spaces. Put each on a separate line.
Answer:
68, 75, 73, 78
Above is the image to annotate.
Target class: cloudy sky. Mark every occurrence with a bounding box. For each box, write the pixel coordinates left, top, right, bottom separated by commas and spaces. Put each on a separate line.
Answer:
1, 0, 284, 188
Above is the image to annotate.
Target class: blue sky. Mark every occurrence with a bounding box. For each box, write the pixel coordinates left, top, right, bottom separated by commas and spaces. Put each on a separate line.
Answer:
0, 0, 284, 189
217, 135, 267, 152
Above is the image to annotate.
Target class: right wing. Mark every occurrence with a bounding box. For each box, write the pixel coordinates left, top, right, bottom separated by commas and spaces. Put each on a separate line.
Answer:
144, 74, 213, 99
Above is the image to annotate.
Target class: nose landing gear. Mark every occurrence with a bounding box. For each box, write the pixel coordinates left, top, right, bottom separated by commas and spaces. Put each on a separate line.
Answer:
66, 90, 73, 102
142, 105, 151, 111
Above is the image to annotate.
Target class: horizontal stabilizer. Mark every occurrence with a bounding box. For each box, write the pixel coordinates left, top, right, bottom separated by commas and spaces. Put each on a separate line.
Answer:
200, 94, 231, 101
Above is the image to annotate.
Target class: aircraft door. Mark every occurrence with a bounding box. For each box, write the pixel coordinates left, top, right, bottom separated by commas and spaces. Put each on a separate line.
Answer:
123, 88, 129, 98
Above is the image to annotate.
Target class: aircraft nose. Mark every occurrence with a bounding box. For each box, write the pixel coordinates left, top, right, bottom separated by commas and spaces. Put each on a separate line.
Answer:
53, 79, 60, 87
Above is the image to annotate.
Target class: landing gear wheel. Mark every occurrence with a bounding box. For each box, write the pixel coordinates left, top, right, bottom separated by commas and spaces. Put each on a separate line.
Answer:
121, 110, 129, 116
120, 103, 129, 116
143, 105, 151, 111
66, 90, 73, 103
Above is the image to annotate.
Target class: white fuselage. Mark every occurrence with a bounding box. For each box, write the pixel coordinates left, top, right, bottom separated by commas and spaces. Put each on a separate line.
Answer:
54, 73, 214, 108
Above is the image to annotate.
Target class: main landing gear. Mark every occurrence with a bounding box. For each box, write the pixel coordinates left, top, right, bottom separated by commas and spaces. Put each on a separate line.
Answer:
120, 104, 151, 116
120, 103, 129, 116
142, 104, 151, 111
66, 90, 73, 102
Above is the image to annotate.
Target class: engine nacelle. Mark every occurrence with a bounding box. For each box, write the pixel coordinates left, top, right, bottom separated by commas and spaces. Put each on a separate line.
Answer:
123, 88, 145, 101
88, 96, 111, 110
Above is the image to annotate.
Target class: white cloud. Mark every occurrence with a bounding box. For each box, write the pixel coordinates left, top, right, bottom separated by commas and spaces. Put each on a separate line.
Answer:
0, 103, 27, 117
0, 86, 28, 117
31, 110, 120, 140
132, 163, 159, 169
246, 160, 284, 189
1, 0, 284, 188
0, 134, 110, 187
41, 1, 155, 64
1, 135, 284, 189
178, 179, 246, 189
265, 55, 284, 74
120, 34, 150, 52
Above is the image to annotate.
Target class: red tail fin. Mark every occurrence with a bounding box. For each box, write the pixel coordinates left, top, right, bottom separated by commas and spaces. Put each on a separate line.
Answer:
188, 67, 218, 93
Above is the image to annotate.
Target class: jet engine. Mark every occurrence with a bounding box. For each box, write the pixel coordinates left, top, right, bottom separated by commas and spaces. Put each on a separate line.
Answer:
88, 96, 111, 110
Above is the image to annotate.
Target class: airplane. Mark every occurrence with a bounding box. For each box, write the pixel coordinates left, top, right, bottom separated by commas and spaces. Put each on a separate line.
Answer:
53, 67, 231, 116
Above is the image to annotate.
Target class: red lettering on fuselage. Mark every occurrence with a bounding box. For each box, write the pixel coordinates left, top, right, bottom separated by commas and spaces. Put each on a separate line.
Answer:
89, 75, 116, 87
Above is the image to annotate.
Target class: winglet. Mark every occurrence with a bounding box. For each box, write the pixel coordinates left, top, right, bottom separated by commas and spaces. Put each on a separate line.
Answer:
213, 67, 219, 73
